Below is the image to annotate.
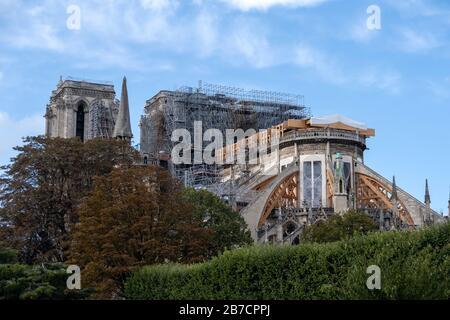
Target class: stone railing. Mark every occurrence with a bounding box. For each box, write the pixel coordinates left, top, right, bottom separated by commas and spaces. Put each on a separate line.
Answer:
281, 129, 366, 145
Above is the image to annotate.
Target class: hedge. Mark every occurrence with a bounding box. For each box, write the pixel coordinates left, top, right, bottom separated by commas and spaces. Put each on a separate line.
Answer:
0, 248, 91, 300
125, 222, 450, 300
0, 248, 18, 264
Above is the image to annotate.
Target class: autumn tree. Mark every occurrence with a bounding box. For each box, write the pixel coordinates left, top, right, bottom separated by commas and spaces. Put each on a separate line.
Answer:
301, 210, 378, 243
68, 166, 213, 299
0, 136, 139, 264
182, 188, 252, 256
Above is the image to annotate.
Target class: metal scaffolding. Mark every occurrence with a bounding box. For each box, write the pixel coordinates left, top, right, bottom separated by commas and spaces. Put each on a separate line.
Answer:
197, 80, 305, 109
140, 81, 310, 194
88, 99, 117, 139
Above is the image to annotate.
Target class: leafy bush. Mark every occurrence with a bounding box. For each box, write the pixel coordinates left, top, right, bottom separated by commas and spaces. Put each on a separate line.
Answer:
0, 262, 92, 300
0, 248, 18, 264
301, 210, 378, 243
125, 222, 450, 300
182, 187, 252, 255
0, 247, 90, 300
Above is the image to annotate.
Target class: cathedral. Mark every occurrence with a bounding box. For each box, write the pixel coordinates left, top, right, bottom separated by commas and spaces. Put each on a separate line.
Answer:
44, 77, 448, 244
214, 116, 447, 243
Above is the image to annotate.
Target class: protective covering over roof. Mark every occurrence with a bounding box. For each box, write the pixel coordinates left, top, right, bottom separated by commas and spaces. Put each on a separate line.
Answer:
310, 114, 368, 130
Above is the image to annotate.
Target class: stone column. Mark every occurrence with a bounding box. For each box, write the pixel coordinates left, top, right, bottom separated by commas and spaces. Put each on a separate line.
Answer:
276, 209, 283, 243
298, 157, 303, 208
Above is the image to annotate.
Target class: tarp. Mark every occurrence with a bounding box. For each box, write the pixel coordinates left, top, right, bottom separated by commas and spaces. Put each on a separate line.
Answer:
310, 114, 367, 130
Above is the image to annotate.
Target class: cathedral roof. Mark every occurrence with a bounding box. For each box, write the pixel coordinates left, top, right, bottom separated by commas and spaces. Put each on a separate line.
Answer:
279, 115, 375, 137
310, 114, 367, 130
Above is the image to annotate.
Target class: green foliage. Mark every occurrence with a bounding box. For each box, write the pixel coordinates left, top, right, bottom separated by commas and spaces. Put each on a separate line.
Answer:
182, 188, 252, 255
0, 259, 90, 300
125, 222, 450, 300
0, 248, 18, 264
124, 264, 195, 300
301, 210, 378, 243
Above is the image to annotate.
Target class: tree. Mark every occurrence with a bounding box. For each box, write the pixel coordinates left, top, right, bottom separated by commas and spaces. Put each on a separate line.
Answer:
68, 166, 213, 299
0, 136, 139, 264
301, 210, 378, 243
182, 188, 252, 256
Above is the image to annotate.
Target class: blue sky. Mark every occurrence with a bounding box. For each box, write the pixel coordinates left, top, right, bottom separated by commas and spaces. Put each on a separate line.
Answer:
0, 0, 449, 213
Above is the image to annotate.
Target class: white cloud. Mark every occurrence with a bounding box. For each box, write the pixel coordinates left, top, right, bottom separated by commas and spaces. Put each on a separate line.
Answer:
222, 0, 328, 11
3, 22, 65, 52
358, 69, 402, 94
0, 0, 285, 70
349, 21, 377, 43
194, 11, 219, 57
397, 29, 440, 53
0, 0, 20, 14
294, 44, 347, 85
0, 0, 406, 90
385, 0, 450, 17
140, 0, 178, 11
0, 1, 65, 52
225, 24, 276, 68
71, 45, 145, 70
0, 112, 45, 164
0, 1, 182, 70
293, 44, 402, 93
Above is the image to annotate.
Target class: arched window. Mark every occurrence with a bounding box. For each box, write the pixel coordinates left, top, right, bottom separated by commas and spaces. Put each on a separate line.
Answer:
302, 160, 323, 208
76, 102, 86, 141
143, 156, 148, 165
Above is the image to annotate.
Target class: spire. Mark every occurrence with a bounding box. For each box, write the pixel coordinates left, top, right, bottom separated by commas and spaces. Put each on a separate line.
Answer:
390, 176, 399, 228
390, 176, 398, 201
447, 186, 450, 217
424, 179, 431, 205
113, 76, 132, 140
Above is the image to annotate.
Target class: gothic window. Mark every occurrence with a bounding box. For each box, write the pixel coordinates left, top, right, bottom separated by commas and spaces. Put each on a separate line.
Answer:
76, 102, 86, 141
303, 162, 312, 206
344, 162, 351, 194
303, 160, 323, 208
313, 161, 322, 207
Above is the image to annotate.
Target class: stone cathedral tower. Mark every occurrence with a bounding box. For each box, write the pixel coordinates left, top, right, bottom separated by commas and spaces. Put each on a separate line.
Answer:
44, 77, 131, 141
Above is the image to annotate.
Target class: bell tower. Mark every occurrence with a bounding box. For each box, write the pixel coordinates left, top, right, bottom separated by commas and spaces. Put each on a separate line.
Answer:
45, 77, 119, 140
